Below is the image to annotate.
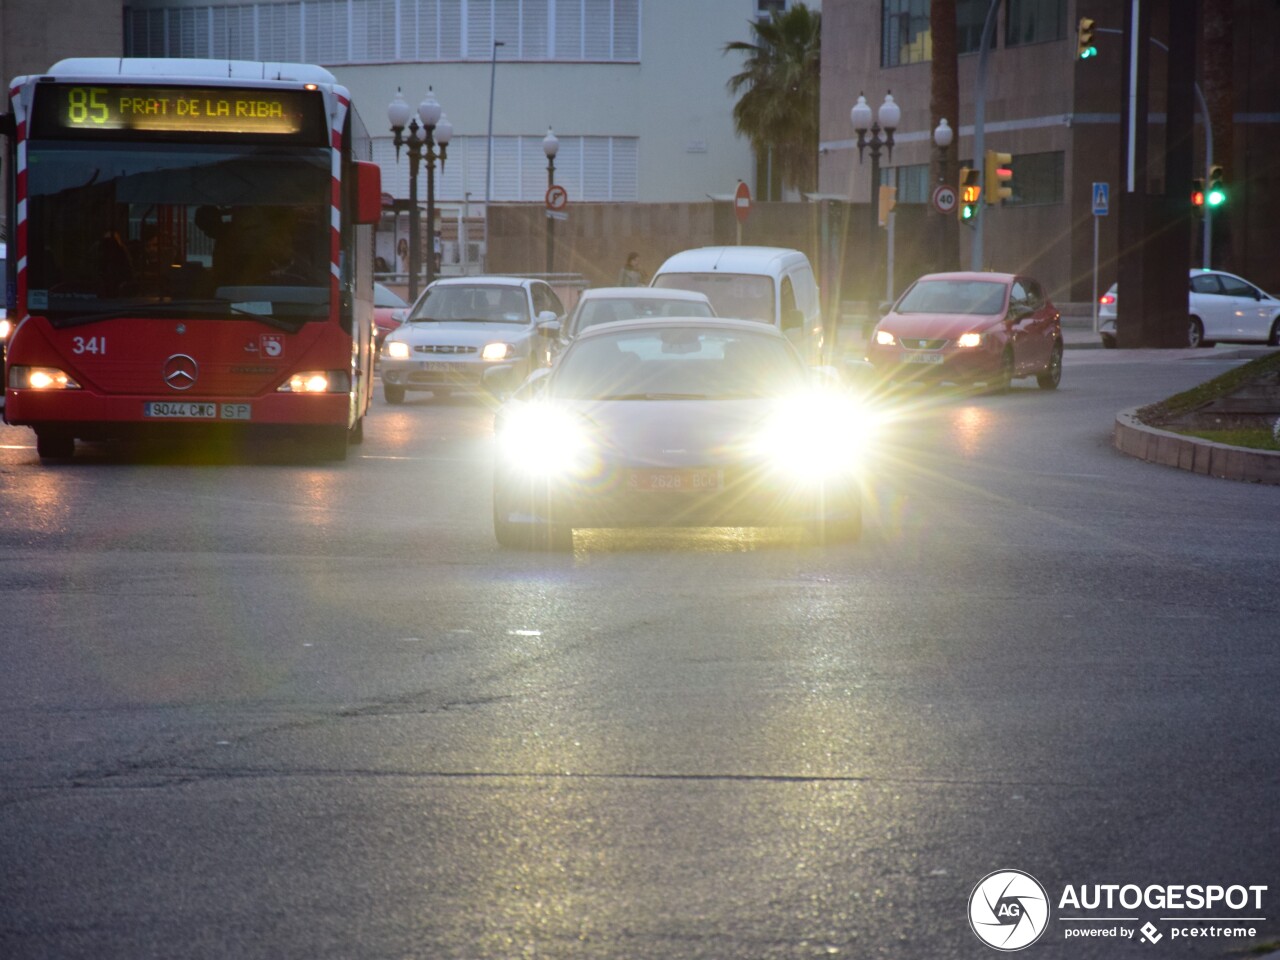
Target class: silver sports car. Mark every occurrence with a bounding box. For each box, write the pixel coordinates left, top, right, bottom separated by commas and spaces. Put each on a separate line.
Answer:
489, 317, 874, 550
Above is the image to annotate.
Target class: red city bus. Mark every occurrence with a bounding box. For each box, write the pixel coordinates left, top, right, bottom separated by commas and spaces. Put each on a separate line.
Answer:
1, 59, 382, 461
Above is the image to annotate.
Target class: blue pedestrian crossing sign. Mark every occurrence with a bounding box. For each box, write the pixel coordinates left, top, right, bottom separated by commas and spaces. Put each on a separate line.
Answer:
1092, 182, 1110, 216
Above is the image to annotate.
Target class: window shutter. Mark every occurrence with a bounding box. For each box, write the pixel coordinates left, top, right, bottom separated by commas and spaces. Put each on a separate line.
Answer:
554, 0, 582, 59
583, 0, 610, 59
613, 0, 639, 59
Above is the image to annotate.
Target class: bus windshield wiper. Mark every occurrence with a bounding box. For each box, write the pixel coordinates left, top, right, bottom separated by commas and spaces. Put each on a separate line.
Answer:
53, 300, 310, 332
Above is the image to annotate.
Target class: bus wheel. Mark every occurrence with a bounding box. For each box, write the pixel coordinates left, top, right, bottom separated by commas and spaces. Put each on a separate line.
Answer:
36, 430, 75, 461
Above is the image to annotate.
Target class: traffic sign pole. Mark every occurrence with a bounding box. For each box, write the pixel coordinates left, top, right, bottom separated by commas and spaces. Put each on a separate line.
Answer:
734, 181, 752, 245
1091, 182, 1109, 334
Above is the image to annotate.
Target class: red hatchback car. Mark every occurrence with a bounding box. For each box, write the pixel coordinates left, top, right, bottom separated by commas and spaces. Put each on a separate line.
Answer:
867, 271, 1063, 391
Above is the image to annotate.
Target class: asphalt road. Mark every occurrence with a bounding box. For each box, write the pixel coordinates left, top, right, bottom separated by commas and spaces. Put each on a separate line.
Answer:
1, 349, 1277, 960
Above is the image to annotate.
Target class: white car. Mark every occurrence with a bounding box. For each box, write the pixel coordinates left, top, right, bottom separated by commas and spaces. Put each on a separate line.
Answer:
557, 286, 715, 352
380, 276, 565, 402
651, 246, 825, 364
1098, 269, 1280, 348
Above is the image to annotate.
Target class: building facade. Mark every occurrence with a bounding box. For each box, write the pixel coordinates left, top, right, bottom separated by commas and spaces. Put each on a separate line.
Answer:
118, 0, 770, 206
1, 0, 125, 242
818, 0, 1280, 304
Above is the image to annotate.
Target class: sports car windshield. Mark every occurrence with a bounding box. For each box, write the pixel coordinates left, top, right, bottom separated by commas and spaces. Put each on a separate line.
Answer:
550, 327, 807, 401
894, 280, 1008, 315
408, 285, 530, 323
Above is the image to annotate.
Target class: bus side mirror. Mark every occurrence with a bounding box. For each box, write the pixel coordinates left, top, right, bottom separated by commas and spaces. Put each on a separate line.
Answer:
354, 161, 382, 225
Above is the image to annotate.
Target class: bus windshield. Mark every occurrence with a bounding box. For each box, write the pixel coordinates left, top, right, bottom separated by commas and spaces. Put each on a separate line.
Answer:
25, 141, 332, 326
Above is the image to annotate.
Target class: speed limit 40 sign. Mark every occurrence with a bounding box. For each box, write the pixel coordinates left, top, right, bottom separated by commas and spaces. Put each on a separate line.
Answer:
932, 183, 958, 215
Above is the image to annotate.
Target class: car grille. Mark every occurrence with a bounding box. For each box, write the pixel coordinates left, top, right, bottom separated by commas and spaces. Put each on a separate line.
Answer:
413, 344, 478, 355
901, 338, 948, 350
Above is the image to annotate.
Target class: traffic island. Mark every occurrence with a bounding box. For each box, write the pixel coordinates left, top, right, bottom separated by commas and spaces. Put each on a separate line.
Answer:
1113, 351, 1280, 484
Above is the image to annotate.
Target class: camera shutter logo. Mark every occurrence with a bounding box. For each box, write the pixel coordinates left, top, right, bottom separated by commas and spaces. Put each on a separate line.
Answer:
969, 870, 1050, 951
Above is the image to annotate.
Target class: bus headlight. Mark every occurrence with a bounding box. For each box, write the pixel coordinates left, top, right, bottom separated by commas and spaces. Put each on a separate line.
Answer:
278, 370, 350, 393
9, 366, 82, 390
0, 318, 11, 341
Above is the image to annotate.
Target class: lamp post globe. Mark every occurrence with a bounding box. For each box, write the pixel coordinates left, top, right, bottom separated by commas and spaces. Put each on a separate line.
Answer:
933, 117, 953, 150
850, 94, 872, 135
388, 88, 411, 132
878, 93, 900, 133
418, 88, 441, 128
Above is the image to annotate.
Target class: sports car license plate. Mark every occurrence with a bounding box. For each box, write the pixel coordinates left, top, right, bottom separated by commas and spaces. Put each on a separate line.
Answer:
144, 401, 217, 419
628, 468, 723, 492
906, 352, 944, 364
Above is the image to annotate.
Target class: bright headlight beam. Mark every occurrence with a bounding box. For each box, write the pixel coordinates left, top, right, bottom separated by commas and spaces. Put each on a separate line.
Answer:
497, 402, 592, 477
956, 332, 983, 348
386, 341, 410, 360
753, 390, 877, 478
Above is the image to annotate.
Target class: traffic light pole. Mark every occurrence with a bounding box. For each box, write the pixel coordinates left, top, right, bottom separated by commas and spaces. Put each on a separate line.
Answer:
1099, 25, 1215, 267
969, 0, 1000, 271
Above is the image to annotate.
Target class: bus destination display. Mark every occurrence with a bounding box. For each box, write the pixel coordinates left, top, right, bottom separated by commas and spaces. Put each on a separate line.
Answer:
32, 84, 325, 140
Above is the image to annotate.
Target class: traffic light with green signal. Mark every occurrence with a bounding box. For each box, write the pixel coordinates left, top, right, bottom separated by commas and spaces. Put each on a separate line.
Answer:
984, 150, 1013, 205
1206, 164, 1226, 207
1076, 17, 1097, 59
959, 166, 981, 225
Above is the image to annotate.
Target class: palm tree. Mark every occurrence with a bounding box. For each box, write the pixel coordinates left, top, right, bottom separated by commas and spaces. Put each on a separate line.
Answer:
724, 4, 821, 197
930, 0, 960, 269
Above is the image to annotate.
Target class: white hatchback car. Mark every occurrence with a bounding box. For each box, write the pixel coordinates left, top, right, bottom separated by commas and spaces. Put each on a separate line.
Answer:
1098, 269, 1280, 348
556, 286, 715, 352
381, 276, 565, 402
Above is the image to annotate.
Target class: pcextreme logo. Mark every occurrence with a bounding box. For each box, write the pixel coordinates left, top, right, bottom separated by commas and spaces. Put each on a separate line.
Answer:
969, 870, 1050, 951
969, 872, 1269, 951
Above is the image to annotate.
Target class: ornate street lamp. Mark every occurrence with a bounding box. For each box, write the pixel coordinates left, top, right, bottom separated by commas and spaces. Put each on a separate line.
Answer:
850, 92, 901, 302
542, 127, 559, 276
933, 117, 956, 271
388, 86, 450, 300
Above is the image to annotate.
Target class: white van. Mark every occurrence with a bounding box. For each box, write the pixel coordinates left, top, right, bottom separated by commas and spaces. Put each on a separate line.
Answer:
650, 246, 824, 364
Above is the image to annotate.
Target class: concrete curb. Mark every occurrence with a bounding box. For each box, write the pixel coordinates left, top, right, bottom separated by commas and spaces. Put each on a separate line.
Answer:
1113, 407, 1280, 484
